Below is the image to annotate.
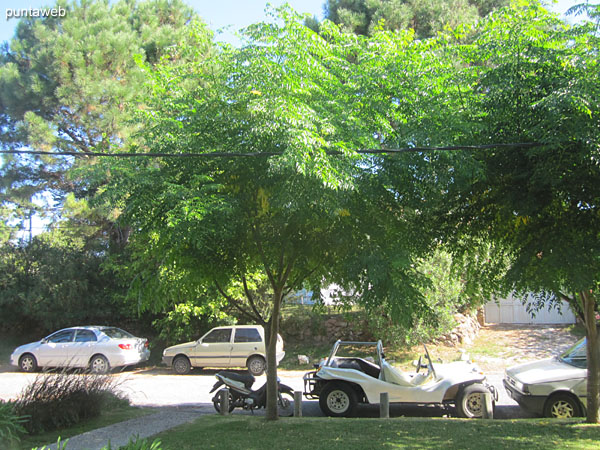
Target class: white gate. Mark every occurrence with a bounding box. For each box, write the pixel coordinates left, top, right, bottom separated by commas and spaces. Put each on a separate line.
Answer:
484, 293, 576, 324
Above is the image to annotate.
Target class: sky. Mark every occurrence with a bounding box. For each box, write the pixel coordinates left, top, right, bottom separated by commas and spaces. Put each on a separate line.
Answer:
0, 0, 589, 45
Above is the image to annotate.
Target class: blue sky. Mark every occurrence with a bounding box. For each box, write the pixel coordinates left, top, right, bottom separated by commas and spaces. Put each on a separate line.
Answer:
0, 0, 587, 45
0, 0, 324, 43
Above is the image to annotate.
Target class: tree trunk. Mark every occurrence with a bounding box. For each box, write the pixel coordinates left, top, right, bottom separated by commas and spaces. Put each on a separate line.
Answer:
265, 288, 283, 421
582, 290, 599, 424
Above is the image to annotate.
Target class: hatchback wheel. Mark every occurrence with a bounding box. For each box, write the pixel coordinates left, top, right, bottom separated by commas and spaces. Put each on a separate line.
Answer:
544, 393, 581, 418
247, 356, 266, 376
173, 356, 192, 375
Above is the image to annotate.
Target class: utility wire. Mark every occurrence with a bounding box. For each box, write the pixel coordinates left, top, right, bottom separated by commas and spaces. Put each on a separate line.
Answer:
0, 142, 544, 158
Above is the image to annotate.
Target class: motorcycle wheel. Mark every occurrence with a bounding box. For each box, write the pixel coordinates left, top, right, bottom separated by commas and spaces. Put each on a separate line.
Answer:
277, 391, 294, 417
213, 391, 236, 413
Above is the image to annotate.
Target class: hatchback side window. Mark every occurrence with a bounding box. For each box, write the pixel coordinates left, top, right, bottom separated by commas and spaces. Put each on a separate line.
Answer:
47, 330, 75, 343
75, 330, 97, 342
203, 328, 232, 343
234, 328, 262, 343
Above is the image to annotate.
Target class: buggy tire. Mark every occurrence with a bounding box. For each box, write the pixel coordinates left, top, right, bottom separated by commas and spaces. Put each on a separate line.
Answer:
456, 384, 488, 418
319, 382, 358, 417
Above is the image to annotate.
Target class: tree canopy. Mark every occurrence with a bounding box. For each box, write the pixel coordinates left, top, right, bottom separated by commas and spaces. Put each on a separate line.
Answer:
0, 0, 209, 235
100, 8, 451, 418
307, 0, 509, 38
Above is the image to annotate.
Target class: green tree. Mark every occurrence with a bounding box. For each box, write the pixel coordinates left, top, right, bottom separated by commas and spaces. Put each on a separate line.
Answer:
455, 3, 600, 423
103, 9, 439, 420
0, 195, 124, 333
370, 1, 600, 422
311, 0, 508, 38
0, 0, 205, 237
320, 0, 599, 422
0, 0, 213, 332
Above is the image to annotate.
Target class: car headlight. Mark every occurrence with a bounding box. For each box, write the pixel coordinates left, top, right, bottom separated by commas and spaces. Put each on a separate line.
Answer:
507, 376, 529, 394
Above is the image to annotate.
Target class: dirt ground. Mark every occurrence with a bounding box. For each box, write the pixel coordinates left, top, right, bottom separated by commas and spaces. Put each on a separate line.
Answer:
463, 323, 581, 372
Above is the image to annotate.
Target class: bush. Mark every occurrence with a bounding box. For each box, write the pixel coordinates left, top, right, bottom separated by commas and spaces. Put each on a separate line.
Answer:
0, 400, 27, 445
153, 301, 234, 345
103, 436, 162, 450
32, 437, 69, 450
14, 370, 129, 434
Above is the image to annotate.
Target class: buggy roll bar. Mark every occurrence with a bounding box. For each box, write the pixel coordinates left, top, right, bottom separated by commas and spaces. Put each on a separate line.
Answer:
325, 340, 384, 366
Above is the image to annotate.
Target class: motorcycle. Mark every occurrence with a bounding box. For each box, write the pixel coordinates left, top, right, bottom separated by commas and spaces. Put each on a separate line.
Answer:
209, 370, 295, 416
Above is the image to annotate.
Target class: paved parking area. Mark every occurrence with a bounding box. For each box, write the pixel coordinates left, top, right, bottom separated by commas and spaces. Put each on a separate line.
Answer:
3, 324, 581, 449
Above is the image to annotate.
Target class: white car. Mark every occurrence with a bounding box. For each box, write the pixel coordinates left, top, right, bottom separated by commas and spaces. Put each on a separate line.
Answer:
162, 325, 285, 376
504, 337, 587, 418
304, 340, 496, 418
10, 326, 150, 374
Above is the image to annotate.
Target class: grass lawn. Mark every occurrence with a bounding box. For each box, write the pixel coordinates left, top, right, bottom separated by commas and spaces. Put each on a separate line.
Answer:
154, 415, 600, 450
17, 405, 153, 450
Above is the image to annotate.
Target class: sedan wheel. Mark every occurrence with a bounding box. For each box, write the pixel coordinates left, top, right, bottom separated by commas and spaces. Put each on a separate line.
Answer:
89, 355, 110, 374
19, 354, 38, 372
544, 394, 581, 418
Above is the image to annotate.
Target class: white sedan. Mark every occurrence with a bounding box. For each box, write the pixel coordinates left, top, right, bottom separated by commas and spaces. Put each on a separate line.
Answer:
504, 338, 587, 418
10, 326, 150, 374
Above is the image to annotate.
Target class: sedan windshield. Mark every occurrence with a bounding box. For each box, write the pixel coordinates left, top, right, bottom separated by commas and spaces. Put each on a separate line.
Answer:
559, 338, 587, 369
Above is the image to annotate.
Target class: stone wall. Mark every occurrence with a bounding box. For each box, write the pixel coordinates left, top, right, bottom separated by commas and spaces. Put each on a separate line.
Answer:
282, 311, 480, 347
434, 313, 481, 346
282, 313, 372, 344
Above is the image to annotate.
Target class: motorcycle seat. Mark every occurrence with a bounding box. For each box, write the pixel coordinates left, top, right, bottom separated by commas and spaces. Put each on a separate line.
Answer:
218, 371, 256, 388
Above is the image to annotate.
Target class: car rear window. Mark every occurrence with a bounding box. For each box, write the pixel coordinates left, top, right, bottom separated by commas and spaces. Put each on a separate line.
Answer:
75, 329, 97, 342
234, 328, 262, 343
101, 328, 134, 339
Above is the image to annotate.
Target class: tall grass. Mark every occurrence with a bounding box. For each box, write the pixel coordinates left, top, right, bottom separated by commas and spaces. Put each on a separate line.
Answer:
14, 370, 129, 434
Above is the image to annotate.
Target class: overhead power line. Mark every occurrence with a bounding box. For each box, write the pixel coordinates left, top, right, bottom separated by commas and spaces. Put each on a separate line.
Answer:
0, 142, 544, 158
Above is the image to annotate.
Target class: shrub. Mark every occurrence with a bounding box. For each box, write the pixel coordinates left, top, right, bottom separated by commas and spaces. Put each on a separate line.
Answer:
0, 400, 27, 445
14, 370, 129, 434
103, 436, 162, 450
153, 301, 234, 345
31, 437, 69, 450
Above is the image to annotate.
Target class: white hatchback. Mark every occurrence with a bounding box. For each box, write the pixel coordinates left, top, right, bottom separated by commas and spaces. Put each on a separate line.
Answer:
10, 326, 150, 374
504, 338, 587, 418
162, 325, 285, 375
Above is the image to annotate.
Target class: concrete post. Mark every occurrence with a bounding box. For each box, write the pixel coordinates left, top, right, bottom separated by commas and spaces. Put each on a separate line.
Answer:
219, 388, 230, 415
380, 392, 390, 418
482, 392, 494, 419
294, 391, 303, 417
